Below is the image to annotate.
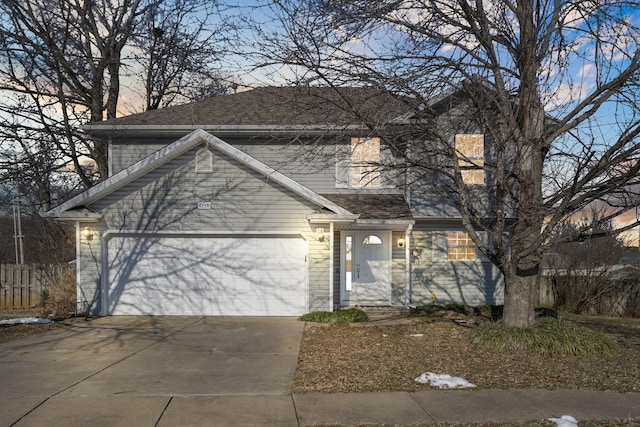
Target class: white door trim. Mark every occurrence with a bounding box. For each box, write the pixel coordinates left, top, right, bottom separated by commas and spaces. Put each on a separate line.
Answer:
340, 230, 392, 306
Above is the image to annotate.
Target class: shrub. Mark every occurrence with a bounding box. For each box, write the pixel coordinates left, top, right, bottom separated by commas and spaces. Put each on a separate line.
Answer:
469, 318, 616, 356
552, 276, 640, 318
41, 271, 76, 318
299, 308, 369, 323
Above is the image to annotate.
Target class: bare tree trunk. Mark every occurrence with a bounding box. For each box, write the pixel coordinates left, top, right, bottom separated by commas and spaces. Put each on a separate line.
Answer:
498, 0, 548, 328
503, 259, 538, 328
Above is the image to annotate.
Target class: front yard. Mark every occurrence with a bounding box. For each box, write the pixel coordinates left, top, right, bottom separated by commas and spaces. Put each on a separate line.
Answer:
292, 309, 640, 394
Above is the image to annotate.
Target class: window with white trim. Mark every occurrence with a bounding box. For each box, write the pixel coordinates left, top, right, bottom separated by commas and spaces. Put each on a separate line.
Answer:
455, 134, 484, 184
336, 137, 381, 188
447, 231, 477, 260
351, 137, 381, 187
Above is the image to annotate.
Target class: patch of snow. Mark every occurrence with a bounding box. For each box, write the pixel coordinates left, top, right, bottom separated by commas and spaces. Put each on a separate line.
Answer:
0, 318, 54, 325
415, 372, 477, 389
549, 416, 578, 427
409, 333, 424, 337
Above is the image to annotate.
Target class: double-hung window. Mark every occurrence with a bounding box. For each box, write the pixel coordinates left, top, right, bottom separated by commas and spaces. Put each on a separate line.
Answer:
447, 232, 477, 260
350, 137, 380, 187
455, 134, 484, 185
337, 137, 381, 188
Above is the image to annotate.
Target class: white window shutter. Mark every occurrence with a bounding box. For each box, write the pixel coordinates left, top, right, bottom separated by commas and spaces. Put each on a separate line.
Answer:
380, 145, 396, 188
335, 144, 350, 188
431, 232, 447, 261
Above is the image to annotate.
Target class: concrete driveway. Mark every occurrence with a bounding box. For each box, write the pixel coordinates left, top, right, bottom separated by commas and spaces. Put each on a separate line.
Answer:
0, 316, 304, 426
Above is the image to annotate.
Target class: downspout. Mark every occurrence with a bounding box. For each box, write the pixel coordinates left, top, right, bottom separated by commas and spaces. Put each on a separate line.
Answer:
406, 223, 413, 306
329, 222, 334, 311
101, 230, 110, 316
107, 136, 113, 177
75, 222, 83, 313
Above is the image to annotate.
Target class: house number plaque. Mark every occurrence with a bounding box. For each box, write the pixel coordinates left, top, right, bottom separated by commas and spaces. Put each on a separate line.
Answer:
197, 202, 211, 209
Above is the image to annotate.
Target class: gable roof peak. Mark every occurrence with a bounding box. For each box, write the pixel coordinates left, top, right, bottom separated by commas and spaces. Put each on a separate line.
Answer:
45, 129, 355, 219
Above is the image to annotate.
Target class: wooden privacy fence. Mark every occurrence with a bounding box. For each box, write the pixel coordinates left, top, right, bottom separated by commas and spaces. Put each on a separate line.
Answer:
0, 264, 75, 309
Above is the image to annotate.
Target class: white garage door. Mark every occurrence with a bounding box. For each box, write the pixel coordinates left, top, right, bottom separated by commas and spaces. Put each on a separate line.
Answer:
106, 235, 307, 316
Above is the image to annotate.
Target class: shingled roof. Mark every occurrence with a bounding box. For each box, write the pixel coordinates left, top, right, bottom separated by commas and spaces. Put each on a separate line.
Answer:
87, 86, 416, 129
321, 193, 413, 220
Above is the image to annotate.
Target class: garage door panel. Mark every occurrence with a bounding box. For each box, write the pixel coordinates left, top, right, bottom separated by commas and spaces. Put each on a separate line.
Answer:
107, 236, 307, 316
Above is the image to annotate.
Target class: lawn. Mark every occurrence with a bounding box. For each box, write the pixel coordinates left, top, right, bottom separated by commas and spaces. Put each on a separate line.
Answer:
292, 308, 640, 394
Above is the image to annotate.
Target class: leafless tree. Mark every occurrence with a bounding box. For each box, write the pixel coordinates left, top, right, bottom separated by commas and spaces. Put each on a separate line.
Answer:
0, 0, 228, 208
129, 0, 229, 111
243, 0, 640, 327
549, 212, 631, 316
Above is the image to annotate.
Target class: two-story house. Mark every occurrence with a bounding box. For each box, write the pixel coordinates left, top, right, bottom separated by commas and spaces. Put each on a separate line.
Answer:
44, 86, 504, 316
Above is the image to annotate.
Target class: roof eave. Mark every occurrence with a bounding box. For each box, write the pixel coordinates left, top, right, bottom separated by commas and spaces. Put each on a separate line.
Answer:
307, 213, 360, 223
42, 210, 102, 221
355, 219, 415, 225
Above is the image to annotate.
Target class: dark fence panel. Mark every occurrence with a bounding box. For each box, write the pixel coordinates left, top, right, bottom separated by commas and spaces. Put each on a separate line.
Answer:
0, 264, 75, 309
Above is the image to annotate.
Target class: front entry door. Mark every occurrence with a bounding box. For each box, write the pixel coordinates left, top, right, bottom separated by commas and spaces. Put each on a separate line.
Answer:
342, 231, 391, 304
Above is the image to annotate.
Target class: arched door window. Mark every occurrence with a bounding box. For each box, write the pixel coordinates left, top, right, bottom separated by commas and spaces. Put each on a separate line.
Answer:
362, 234, 383, 245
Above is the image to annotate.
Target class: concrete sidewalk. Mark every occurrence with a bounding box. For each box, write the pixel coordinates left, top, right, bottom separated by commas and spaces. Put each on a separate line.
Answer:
3, 389, 639, 426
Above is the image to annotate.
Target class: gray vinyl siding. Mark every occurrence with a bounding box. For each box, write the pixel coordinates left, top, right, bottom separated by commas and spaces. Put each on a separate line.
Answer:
110, 140, 171, 176
391, 231, 407, 305
110, 135, 400, 194
308, 224, 331, 312
77, 220, 107, 316
94, 146, 318, 232
110, 137, 339, 192
237, 142, 339, 193
410, 223, 503, 306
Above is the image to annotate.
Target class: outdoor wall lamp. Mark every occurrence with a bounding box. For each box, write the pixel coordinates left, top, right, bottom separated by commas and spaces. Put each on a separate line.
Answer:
316, 228, 325, 242
397, 237, 405, 248
82, 227, 94, 241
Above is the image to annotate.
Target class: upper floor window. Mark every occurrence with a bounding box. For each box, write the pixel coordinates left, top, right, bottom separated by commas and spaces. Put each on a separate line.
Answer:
455, 134, 484, 185
350, 137, 380, 187
447, 231, 477, 260
336, 138, 382, 188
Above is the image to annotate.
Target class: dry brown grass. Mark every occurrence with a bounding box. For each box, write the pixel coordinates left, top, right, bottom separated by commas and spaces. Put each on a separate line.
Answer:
0, 308, 86, 344
311, 420, 640, 426
292, 314, 640, 394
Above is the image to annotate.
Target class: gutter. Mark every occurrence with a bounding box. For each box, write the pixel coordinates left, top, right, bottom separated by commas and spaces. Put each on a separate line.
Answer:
41, 210, 102, 222
82, 124, 369, 138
